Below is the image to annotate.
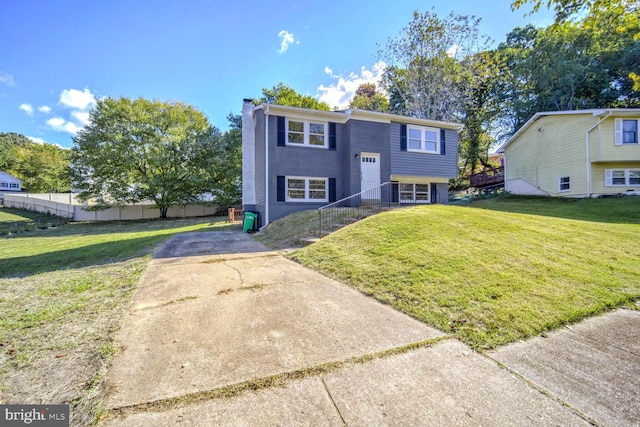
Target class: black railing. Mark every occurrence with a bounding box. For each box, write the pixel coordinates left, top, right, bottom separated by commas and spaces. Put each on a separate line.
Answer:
318, 182, 403, 235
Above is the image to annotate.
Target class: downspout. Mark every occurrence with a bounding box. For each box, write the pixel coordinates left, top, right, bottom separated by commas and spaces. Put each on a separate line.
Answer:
585, 111, 612, 197
264, 107, 270, 228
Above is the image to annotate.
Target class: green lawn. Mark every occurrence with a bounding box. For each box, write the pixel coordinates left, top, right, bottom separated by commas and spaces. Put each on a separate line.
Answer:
0, 210, 240, 425
0, 206, 67, 235
292, 196, 640, 349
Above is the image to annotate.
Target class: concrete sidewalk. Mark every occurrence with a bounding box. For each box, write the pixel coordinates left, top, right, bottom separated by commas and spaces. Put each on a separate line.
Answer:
102, 231, 639, 426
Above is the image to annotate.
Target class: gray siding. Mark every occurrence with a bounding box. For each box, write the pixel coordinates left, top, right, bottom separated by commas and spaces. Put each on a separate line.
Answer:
390, 123, 458, 178
267, 115, 346, 223
345, 120, 391, 195
251, 110, 267, 225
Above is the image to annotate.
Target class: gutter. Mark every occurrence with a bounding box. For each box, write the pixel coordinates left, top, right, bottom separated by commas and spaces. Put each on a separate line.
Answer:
585, 111, 612, 197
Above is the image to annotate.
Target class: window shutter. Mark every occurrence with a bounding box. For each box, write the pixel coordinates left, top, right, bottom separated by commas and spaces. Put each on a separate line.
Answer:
400, 124, 407, 151
440, 129, 446, 155
329, 123, 336, 150
604, 170, 613, 186
277, 176, 286, 201
277, 116, 286, 146
614, 119, 623, 146
329, 178, 336, 202
391, 182, 399, 203
430, 183, 437, 203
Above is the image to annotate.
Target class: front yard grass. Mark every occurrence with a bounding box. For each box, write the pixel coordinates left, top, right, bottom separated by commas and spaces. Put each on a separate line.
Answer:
0, 211, 239, 425
292, 196, 640, 349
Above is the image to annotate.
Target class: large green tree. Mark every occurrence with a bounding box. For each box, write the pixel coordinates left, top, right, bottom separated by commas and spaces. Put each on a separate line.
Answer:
255, 82, 331, 110
348, 83, 389, 112
378, 10, 491, 122
0, 132, 71, 192
70, 97, 236, 218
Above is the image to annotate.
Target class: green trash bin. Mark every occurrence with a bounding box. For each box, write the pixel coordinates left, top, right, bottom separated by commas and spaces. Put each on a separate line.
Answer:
243, 212, 257, 233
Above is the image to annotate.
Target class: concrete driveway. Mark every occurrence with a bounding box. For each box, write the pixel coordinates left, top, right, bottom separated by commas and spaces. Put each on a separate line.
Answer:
102, 231, 639, 426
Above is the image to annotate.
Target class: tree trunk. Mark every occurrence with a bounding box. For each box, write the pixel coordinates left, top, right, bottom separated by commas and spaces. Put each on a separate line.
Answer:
160, 207, 168, 219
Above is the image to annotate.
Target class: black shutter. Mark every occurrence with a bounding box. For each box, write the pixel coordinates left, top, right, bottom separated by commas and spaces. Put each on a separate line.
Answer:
277, 176, 286, 201
430, 183, 438, 203
391, 182, 399, 203
400, 124, 407, 151
329, 123, 336, 150
329, 178, 336, 202
440, 129, 446, 155
277, 116, 286, 146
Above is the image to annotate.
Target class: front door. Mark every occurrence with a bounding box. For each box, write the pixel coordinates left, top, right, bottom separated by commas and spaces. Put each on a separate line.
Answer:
360, 153, 380, 196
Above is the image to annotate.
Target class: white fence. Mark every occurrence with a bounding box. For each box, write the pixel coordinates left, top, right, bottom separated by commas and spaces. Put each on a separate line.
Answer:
2, 193, 219, 221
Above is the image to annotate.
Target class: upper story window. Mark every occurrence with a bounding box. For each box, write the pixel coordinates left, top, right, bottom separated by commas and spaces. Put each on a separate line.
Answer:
286, 119, 327, 148
0, 182, 7, 188
615, 118, 639, 145
407, 125, 440, 154
9, 183, 19, 189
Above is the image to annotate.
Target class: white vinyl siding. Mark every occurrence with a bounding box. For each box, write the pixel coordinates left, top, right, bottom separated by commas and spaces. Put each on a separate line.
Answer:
604, 169, 640, 186
286, 119, 328, 148
285, 176, 328, 202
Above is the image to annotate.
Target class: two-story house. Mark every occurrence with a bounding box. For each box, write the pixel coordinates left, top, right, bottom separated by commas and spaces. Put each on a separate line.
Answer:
498, 109, 640, 198
241, 99, 462, 227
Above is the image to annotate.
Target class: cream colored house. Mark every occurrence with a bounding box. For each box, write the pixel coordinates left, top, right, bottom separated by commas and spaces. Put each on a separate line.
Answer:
498, 109, 640, 197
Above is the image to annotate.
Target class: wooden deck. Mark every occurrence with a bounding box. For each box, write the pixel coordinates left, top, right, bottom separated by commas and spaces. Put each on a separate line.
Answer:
469, 166, 504, 188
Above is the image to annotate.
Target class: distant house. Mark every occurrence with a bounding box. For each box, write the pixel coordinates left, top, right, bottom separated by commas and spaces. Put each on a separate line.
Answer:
241, 99, 462, 227
498, 109, 640, 197
0, 171, 22, 192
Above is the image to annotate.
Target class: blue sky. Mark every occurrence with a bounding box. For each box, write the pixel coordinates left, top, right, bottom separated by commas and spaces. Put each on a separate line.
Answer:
0, 1, 552, 149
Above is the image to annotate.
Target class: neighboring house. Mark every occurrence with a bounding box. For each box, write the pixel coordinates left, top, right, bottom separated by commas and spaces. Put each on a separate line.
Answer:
0, 171, 22, 192
241, 99, 462, 227
498, 109, 640, 198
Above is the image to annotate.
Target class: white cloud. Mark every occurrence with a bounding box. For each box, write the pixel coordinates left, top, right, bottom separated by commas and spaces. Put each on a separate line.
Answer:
447, 44, 460, 58
38, 105, 51, 113
278, 30, 295, 54
0, 71, 15, 87
316, 61, 387, 110
19, 103, 34, 115
59, 88, 96, 110
47, 117, 82, 134
26, 136, 46, 144
71, 110, 91, 126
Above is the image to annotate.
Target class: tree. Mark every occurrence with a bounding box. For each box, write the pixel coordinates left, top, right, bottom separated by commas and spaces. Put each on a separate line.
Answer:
378, 9, 491, 122
255, 83, 331, 111
70, 97, 235, 218
0, 132, 71, 192
348, 83, 389, 112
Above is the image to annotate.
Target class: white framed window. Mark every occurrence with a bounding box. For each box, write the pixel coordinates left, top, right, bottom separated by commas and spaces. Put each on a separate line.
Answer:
286, 119, 328, 148
605, 169, 640, 186
285, 176, 328, 202
558, 176, 571, 192
0, 182, 7, 188
407, 125, 440, 154
399, 183, 430, 203
615, 118, 639, 145
9, 183, 19, 189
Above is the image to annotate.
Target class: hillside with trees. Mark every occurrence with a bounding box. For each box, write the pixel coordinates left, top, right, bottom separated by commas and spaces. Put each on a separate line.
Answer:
0, 132, 71, 193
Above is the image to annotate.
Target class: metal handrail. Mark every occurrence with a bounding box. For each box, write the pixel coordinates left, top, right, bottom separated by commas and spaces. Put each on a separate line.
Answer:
318, 182, 402, 236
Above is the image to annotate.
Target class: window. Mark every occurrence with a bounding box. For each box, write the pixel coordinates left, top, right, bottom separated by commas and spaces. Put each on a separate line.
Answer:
0, 182, 7, 188
623, 120, 638, 144
399, 183, 430, 203
286, 119, 327, 148
407, 125, 440, 154
615, 118, 640, 145
9, 183, 19, 189
558, 176, 571, 192
285, 176, 328, 202
605, 169, 640, 186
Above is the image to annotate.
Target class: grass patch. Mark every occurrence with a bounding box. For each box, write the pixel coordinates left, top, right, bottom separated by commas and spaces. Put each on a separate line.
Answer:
254, 209, 320, 249
292, 196, 640, 349
0, 211, 240, 425
0, 207, 68, 235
